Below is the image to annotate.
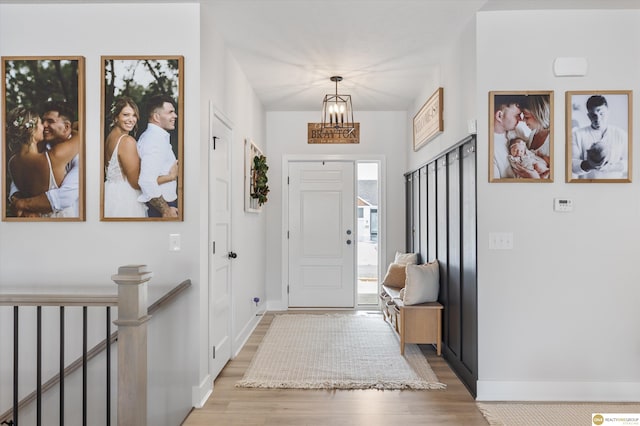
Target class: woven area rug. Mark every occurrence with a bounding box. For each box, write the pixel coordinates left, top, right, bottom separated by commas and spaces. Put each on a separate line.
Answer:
477, 402, 640, 425
236, 313, 446, 390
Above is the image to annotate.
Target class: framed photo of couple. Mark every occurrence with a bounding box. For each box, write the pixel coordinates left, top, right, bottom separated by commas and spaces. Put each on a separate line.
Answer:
489, 91, 554, 182
100, 56, 184, 221
2, 56, 86, 221
566, 90, 632, 183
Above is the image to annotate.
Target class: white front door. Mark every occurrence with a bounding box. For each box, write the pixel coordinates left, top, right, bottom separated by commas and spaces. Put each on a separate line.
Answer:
288, 161, 355, 308
209, 105, 233, 379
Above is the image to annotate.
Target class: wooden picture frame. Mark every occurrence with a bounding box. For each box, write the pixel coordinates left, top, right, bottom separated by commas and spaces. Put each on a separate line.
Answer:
489, 91, 554, 182
413, 87, 443, 151
245, 139, 263, 213
100, 56, 184, 220
566, 90, 632, 183
2, 56, 86, 221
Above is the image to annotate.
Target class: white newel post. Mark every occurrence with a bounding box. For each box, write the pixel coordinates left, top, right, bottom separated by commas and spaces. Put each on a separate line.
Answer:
112, 265, 153, 426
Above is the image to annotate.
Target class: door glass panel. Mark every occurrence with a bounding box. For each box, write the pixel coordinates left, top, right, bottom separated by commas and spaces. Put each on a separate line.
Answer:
357, 162, 380, 306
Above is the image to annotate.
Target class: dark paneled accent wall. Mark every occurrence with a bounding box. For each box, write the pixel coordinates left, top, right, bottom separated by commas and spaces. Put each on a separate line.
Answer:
404, 135, 477, 396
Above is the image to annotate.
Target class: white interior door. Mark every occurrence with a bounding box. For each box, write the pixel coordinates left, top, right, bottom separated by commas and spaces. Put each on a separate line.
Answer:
209, 105, 233, 379
288, 161, 355, 307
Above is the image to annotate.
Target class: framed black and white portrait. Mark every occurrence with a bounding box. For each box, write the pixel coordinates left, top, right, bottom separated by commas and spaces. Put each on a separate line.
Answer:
566, 90, 632, 183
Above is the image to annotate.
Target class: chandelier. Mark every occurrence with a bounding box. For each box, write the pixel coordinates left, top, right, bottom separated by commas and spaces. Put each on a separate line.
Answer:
321, 76, 355, 131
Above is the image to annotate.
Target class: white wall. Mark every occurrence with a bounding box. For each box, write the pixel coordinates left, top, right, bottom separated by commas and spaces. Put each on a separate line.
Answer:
476, 9, 640, 401
265, 111, 407, 309
407, 14, 478, 172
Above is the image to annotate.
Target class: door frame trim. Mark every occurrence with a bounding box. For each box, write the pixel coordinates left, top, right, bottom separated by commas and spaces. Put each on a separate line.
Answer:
281, 154, 387, 309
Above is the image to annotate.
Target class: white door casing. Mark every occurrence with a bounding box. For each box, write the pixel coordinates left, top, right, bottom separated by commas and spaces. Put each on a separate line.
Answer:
288, 161, 355, 308
209, 104, 233, 379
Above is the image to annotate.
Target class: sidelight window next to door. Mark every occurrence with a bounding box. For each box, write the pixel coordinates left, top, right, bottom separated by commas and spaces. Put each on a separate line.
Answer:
356, 162, 380, 306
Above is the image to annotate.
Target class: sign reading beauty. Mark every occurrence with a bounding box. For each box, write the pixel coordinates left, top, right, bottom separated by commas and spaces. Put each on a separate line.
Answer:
307, 123, 360, 144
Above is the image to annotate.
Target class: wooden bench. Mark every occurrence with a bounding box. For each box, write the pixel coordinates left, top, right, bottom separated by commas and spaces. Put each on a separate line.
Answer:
381, 285, 443, 355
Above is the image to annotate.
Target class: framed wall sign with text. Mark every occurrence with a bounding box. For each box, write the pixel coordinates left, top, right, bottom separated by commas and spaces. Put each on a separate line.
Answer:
413, 87, 443, 151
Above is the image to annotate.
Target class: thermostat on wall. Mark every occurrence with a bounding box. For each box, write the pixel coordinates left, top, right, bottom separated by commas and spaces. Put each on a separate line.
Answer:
554, 198, 573, 212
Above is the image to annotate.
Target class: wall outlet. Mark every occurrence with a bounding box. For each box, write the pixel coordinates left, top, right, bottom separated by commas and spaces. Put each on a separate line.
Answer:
489, 232, 513, 250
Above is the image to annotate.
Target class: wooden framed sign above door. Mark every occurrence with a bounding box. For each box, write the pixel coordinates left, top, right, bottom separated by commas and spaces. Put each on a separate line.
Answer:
307, 123, 360, 144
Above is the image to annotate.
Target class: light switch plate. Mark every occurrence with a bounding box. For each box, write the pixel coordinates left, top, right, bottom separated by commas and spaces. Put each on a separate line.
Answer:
169, 234, 181, 251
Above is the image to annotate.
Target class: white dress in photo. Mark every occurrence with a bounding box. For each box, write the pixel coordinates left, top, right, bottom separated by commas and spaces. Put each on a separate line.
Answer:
104, 135, 148, 217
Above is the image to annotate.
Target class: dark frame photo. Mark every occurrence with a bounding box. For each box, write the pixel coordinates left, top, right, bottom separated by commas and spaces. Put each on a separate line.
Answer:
489, 91, 554, 183
566, 90, 632, 183
100, 56, 184, 221
2, 56, 86, 221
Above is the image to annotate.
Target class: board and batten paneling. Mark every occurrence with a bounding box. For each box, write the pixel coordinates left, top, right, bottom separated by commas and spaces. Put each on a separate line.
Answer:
404, 135, 477, 396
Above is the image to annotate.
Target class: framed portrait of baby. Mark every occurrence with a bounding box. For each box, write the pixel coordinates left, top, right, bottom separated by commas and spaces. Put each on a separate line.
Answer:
100, 56, 184, 221
488, 91, 554, 183
565, 90, 632, 183
2, 56, 86, 221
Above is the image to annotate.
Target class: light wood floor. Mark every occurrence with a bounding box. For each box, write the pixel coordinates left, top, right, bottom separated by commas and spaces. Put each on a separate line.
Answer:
182, 311, 489, 426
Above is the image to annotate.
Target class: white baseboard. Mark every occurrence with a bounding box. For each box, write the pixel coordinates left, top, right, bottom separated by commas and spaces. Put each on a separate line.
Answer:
192, 374, 212, 408
477, 380, 640, 402
267, 300, 287, 312
233, 312, 264, 358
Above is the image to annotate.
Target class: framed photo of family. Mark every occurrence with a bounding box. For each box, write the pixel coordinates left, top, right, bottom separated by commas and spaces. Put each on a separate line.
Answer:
100, 56, 184, 221
565, 90, 632, 183
489, 91, 554, 182
2, 56, 86, 221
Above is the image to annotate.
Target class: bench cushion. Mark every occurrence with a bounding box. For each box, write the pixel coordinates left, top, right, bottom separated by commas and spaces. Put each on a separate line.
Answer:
394, 251, 418, 265
381, 284, 402, 300
403, 261, 439, 305
381, 262, 407, 288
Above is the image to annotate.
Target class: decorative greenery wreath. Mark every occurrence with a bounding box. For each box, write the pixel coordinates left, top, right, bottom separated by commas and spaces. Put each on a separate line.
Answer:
251, 155, 269, 206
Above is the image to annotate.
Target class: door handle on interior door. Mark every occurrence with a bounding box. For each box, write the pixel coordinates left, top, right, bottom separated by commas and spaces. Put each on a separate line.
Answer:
228, 251, 238, 259
346, 230, 352, 235
346, 240, 352, 245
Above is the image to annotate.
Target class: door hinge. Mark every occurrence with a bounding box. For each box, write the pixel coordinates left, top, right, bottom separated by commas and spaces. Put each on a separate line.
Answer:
212, 346, 215, 359
212, 136, 218, 150
287, 231, 289, 239
287, 285, 289, 294
287, 176, 290, 185
212, 241, 215, 254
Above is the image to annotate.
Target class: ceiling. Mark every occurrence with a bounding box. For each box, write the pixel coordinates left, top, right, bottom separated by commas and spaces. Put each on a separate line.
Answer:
205, 0, 488, 111
2, 0, 637, 111
201, 0, 640, 111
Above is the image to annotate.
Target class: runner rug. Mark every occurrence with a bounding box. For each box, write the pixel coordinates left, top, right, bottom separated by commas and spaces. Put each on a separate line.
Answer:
477, 402, 640, 425
236, 313, 446, 390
